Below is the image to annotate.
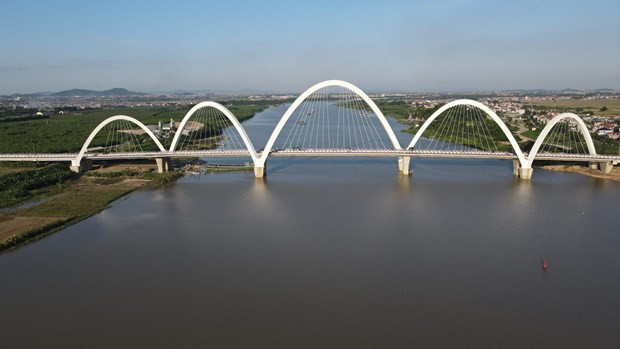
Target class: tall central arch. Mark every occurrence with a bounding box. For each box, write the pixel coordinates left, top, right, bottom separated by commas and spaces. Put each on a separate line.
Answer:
257, 80, 402, 168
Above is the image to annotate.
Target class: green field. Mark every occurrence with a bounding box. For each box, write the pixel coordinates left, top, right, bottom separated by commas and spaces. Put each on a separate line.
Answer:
0, 163, 183, 251
0, 102, 272, 154
529, 98, 620, 116
520, 129, 541, 140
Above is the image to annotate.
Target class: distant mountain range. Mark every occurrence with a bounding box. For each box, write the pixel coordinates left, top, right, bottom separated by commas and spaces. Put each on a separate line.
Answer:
51, 88, 149, 97
162, 88, 273, 95
8, 88, 150, 98
5, 87, 275, 98
3, 87, 619, 98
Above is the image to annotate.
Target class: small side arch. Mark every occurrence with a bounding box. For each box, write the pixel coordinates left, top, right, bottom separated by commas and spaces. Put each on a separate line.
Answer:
257, 80, 402, 167
526, 112, 596, 166
406, 99, 528, 168
169, 101, 259, 163
74, 115, 165, 166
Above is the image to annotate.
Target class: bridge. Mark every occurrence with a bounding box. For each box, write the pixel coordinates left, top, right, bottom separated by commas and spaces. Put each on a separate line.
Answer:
1, 80, 618, 179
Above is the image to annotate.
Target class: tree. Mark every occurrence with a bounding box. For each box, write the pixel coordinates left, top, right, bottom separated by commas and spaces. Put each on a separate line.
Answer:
600, 106, 608, 112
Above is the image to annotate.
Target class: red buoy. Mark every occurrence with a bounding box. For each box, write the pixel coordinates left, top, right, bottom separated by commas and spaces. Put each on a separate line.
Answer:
542, 259, 549, 271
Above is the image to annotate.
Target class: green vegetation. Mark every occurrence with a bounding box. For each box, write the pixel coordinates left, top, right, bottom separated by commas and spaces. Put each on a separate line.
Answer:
374, 99, 618, 155
0, 102, 272, 154
376, 101, 516, 152
203, 164, 253, 172
520, 129, 541, 140
0, 163, 75, 208
373, 100, 426, 120
85, 166, 182, 183
592, 134, 619, 155
86, 168, 144, 178
141, 171, 183, 184
528, 98, 620, 116
0, 161, 38, 175
16, 186, 130, 218
0, 218, 71, 251
0, 164, 184, 251
519, 126, 618, 155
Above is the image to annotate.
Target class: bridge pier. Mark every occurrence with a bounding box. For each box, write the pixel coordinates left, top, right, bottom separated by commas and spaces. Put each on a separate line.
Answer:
599, 161, 614, 174
519, 167, 533, 179
398, 156, 411, 175
512, 160, 520, 176
513, 160, 532, 179
70, 159, 92, 173
155, 157, 174, 173
254, 166, 265, 178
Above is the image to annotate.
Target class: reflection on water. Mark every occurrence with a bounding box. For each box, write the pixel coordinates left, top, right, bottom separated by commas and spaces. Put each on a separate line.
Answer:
0, 106, 619, 348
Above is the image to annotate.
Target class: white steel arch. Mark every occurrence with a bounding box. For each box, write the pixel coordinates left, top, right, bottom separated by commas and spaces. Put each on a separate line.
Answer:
406, 99, 529, 168
169, 101, 259, 163
527, 112, 596, 166
257, 80, 402, 167
73, 115, 165, 166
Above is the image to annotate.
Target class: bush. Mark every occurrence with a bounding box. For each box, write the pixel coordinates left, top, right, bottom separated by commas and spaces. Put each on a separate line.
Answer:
85, 169, 142, 178
0, 163, 74, 206
142, 171, 183, 185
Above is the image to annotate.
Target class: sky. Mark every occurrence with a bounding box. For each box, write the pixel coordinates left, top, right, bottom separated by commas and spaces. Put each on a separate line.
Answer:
1, 0, 619, 94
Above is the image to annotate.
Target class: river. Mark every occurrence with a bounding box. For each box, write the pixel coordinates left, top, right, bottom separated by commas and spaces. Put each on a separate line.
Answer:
1, 104, 619, 348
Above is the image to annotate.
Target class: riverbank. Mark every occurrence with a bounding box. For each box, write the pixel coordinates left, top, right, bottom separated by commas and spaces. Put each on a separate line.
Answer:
0, 164, 182, 252
540, 164, 620, 182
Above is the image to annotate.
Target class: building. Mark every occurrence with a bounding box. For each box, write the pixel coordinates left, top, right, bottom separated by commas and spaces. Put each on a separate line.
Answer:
156, 119, 177, 138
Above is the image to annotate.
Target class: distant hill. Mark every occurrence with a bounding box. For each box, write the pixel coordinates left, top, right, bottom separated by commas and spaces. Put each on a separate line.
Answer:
160, 88, 272, 95
51, 88, 149, 97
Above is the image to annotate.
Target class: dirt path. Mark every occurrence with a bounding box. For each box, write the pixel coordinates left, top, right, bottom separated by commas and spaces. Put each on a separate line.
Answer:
541, 165, 620, 182
516, 123, 535, 142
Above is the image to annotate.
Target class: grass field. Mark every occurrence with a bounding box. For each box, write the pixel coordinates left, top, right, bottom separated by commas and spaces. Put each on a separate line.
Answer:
521, 129, 541, 140
0, 176, 139, 250
528, 98, 620, 116
0, 164, 182, 251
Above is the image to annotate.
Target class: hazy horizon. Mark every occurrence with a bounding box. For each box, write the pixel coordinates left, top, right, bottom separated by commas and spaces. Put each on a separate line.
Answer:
5, 86, 620, 97
2, 0, 619, 95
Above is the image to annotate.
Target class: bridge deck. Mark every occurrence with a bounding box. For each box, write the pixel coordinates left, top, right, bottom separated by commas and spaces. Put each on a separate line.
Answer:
1, 149, 619, 163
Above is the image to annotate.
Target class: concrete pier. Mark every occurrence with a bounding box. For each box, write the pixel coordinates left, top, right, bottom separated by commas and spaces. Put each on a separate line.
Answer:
513, 160, 532, 179
155, 157, 174, 173
599, 161, 614, 174
398, 156, 411, 175
512, 160, 520, 176
519, 167, 533, 180
254, 166, 265, 178
70, 159, 92, 173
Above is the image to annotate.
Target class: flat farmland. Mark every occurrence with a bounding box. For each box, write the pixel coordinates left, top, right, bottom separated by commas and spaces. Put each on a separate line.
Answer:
529, 98, 620, 116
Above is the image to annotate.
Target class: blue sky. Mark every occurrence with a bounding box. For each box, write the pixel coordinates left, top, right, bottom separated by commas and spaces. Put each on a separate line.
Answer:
1, 0, 619, 93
